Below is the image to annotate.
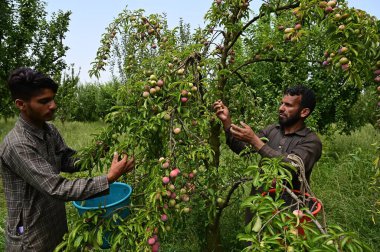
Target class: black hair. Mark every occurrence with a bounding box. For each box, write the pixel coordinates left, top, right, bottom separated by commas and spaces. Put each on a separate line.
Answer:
7, 67, 58, 101
284, 85, 316, 114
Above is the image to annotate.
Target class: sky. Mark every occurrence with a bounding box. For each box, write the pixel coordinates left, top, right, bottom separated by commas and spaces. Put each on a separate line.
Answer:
45, 0, 380, 84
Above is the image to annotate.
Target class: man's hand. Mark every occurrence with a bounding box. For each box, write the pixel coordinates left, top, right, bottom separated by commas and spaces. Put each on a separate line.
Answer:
107, 152, 135, 183
230, 122, 264, 151
213, 100, 232, 130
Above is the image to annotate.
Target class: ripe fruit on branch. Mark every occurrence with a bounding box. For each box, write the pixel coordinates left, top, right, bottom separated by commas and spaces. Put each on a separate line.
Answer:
169, 199, 176, 207
170, 169, 179, 178
156, 79, 164, 87
150, 88, 157, 95
341, 63, 350, 71
181, 194, 190, 202
162, 177, 170, 184
181, 89, 189, 97
339, 57, 349, 65
183, 207, 191, 213
148, 237, 156, 245
319, 1, 328, 8
168, 184, 175, 191
161, 214, 168, 222
327, 0, 337, 7
322, 61, 329, 66
373, 70, 380, 75
375, 76, 380, 83
338, 25, 345, 30
177, 68, 185, 75
162, 162, 170, 169
180, 97, 188, 103
338, 46, 348, 54
173, 127, 181, 134
284, 28, 295, 33
143, 91, 150, 98
150, 240, 159, 249
324, 6, 333, 13
158, 157, 165, 162
294, 23, 302, 30
334, 13, 341, 20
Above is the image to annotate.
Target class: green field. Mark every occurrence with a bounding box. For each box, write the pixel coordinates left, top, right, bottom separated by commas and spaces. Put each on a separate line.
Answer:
0, 119, 379, 251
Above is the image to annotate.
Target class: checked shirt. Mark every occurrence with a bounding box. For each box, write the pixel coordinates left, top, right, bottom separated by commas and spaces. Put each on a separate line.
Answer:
0, 116, 109, 251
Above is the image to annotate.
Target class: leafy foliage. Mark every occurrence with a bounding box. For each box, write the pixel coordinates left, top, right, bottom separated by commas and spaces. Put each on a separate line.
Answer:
0, 0, 71, 118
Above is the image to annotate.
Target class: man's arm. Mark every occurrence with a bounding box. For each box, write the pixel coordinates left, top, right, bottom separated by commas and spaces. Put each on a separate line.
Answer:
5, 141, 134, 201
258, 134, 322, 173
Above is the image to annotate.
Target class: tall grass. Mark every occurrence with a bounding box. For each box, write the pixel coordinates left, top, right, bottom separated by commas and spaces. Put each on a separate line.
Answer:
0, 119, 379, 251
312, 124, 380, 250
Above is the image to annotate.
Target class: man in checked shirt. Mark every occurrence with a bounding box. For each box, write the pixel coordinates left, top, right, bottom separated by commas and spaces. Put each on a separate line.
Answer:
0, 67, 135, 251
213, 85, 322, 220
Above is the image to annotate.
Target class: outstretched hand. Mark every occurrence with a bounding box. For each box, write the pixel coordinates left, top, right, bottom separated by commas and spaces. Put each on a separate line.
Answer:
213, 100, 232, 130
107, 152, 135, 183
231, 122, 265, 150
230, 121, 256, 145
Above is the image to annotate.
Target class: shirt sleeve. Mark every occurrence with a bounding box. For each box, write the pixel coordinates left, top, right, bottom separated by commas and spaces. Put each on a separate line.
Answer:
225, 126, 266, 155
225, 127, 249, 154
5, 141, 109, 201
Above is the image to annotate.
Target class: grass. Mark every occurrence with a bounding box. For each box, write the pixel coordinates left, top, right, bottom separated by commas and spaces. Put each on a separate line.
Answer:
312, 124, 380, 250
0, 119, 379, 251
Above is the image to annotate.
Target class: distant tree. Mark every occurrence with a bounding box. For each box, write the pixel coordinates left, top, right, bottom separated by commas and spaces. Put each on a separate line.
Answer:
0, 0, 71, 118
55, 65, 80, 123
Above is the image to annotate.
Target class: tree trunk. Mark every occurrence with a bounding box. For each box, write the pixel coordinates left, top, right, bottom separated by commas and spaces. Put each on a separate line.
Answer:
204, 222, 223, 252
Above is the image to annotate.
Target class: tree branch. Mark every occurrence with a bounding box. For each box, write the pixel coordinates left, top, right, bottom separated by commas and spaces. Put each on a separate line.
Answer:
227, 2, 300, 52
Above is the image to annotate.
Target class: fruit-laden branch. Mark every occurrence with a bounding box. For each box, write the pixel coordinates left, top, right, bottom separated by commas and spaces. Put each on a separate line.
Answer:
226, 1, 301, 52
231, 56, 321, 76
231, 57, 295, 75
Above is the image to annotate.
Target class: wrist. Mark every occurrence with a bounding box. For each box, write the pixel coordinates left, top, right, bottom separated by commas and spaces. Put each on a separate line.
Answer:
107, 174, 115, 183
250, 134, 264, 151
222, 119, 232, 131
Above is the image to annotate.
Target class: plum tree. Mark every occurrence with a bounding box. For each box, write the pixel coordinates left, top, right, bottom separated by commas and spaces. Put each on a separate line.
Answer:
60, 0, 380, 251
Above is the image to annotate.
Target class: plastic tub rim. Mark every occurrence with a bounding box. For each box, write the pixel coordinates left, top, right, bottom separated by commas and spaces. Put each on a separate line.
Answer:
72, 182, 132, 211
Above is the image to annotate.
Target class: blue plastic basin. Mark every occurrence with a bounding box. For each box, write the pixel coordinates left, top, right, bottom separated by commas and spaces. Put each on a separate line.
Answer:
73, 182, 132, 218
72, 182, 132, 249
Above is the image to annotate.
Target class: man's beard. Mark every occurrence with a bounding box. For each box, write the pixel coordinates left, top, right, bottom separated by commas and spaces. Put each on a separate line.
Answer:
278, 111, 301, 127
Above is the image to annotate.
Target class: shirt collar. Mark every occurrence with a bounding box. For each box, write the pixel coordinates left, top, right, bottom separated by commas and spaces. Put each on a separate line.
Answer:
16, 115, 52, 140
275, 124, 310, 137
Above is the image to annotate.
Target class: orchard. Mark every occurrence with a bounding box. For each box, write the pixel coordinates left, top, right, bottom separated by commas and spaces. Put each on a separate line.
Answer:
55, 0, 380, 251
